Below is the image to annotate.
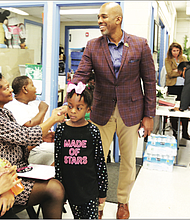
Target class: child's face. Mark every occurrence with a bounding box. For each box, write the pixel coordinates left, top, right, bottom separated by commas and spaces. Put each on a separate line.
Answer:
67, 93, 90, 125
0, 78, 13, 108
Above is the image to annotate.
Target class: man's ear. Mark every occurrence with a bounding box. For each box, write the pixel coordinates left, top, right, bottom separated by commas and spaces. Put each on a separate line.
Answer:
115, 16, 122, 25
22, 86, 28, 94
87, 107, 91, 113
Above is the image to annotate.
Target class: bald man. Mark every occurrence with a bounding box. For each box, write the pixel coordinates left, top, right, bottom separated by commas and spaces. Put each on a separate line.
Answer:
70, 2, 156, 219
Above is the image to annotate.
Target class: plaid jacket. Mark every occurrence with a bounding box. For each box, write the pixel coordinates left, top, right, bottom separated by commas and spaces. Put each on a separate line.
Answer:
72, 31, 156, 126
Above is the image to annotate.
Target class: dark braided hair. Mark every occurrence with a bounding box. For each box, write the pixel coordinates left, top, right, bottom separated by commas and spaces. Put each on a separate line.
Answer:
67, 83, 94, 108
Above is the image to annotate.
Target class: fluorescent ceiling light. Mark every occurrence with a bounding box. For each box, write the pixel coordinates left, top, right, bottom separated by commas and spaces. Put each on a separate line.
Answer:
60, 9, 99, 15
2, 7, 29, 16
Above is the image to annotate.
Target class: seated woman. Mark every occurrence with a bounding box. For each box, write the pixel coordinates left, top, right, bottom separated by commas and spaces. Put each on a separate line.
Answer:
5, 76, 54, 165
0, 73, 67, 219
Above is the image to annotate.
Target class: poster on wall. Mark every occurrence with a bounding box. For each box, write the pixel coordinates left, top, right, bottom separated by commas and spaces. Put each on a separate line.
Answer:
25, 64, 42, 95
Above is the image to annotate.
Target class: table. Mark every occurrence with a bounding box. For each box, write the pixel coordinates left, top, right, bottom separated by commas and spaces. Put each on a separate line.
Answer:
156, 104, 190, 166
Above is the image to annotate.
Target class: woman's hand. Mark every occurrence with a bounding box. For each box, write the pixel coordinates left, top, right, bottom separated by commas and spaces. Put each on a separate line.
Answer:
51, 106, 68, 123
0, 190, 15, 217
52, 105, 68, 119
40, 105, 68, 137
0, 166, 21, 195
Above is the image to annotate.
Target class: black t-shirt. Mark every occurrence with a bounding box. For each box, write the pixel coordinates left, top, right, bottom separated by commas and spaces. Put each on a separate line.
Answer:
55, 122, 108, 205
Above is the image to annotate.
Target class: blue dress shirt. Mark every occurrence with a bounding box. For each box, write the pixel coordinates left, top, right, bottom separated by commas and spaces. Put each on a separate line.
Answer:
107, 31, 124, 78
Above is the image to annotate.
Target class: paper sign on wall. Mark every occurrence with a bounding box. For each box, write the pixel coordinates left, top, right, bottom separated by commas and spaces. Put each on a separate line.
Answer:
25, 64, 42, 95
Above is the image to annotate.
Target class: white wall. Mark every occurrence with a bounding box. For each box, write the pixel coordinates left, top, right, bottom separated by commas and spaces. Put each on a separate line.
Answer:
69, 28, 101, 49
68, 28, 101, 68
123, 1, 152, 42
175, 11, 190, 49
60, 21, 97, 49
25, 23, 42, 64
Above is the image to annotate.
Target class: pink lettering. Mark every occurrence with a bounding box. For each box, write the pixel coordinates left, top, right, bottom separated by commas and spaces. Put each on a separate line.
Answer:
75, 148, 80, 156
71, 156, 76, 164
64, 140, 70, 147
64, 156, 68, 164
82, 140, 87, 148
64, 139, 88, 148
83, 156, 88, 164
76, 140, 82, 147
64, 156, 88, 165
71, 140, 76, 147
77, 157, 83, 164
68, 156, 72, 163
69, 148, 75, 156
69, 148, 81, 156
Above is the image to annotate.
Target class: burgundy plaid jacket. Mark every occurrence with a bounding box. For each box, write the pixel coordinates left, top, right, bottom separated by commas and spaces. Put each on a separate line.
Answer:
72, 31, 156, 126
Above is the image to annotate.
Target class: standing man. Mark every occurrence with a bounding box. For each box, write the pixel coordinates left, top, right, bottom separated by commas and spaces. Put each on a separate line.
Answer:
70, 2, 156, 219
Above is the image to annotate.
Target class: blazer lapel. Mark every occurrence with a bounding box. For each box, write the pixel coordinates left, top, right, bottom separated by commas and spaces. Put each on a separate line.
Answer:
118, 32, 130, 77
102, 36, 115, 77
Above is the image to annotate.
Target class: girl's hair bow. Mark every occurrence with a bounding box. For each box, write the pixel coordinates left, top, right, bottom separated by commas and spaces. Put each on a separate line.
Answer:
67, 82, 86, 94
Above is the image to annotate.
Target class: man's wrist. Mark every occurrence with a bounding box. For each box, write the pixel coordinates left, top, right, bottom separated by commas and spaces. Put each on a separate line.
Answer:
145, 116, 154, 119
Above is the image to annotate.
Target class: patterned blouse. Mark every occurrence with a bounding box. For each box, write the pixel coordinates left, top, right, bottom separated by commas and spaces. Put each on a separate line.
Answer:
0, 107, 42, 205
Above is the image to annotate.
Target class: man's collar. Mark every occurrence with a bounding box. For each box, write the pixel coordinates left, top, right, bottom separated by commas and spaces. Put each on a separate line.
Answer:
107, 30, 124, 45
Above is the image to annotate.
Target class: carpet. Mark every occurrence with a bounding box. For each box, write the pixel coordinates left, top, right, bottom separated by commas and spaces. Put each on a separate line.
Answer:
106, 162, 142, 203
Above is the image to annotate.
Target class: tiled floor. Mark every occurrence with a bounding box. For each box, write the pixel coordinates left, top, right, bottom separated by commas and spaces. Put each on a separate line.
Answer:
16, 123, 190, 219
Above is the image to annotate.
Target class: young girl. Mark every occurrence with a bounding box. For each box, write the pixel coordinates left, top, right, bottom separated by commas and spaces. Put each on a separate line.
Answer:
55, 81, 108, 219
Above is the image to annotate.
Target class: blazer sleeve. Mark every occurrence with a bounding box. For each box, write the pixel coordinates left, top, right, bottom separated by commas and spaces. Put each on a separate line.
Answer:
140, 39, 156, 117
72, 40, 94, 85
165, 58, 181, 79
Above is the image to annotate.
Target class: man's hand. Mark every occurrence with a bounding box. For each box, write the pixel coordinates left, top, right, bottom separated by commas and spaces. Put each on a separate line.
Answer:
141, 117, 154, 137
38, 101, 49, 113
